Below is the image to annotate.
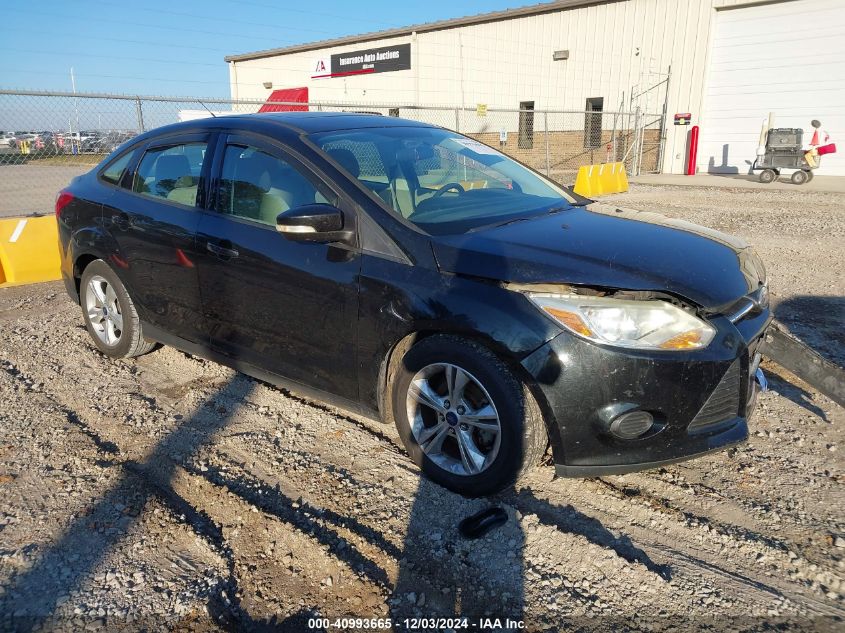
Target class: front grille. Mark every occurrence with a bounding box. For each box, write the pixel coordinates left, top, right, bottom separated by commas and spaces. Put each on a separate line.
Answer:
688, 360, 741, 433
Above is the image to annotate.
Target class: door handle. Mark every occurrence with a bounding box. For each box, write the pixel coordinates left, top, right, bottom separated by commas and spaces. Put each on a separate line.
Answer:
206, 241, 239, 259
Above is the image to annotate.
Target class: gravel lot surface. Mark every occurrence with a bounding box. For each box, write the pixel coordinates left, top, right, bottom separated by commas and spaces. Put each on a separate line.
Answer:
0, 183, 843, 631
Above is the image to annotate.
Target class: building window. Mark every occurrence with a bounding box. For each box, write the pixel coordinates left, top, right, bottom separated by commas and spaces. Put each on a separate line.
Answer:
584, 97, 604, 149
389, 108, 400, 117
518, 101, 534, 149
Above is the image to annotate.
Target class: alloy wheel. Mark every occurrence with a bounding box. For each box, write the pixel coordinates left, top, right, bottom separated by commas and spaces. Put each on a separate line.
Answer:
405, 362, 502, 476
85, 275, 123, 346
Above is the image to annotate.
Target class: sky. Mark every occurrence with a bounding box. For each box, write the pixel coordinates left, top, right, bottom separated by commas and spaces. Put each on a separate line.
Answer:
1, 0, 523, 98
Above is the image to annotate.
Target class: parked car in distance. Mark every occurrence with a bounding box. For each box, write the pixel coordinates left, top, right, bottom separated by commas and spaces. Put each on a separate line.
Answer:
56, 113, 772, 496
80, 135, 105, 154
34, 131, 61, 152
82, 130, 136, 154
8, 132, 42, 150
8, 132, 34, 147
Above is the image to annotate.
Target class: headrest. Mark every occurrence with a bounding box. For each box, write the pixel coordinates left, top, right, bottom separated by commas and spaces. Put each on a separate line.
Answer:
155, 155, 191, 182
236, 154, 278, 192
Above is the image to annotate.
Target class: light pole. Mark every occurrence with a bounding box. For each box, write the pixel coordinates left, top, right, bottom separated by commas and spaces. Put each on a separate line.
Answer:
71, 67, 80, 140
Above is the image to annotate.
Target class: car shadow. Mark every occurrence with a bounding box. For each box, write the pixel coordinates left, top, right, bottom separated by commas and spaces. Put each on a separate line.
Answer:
184, 459, 401, 587
386, 476, 671, 630
511, 486, 671, 579
1, 374, 262, 631
5, 369, 671, 632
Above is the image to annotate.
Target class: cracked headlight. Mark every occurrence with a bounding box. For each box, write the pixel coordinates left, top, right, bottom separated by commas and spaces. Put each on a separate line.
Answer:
527, 293, 716, 351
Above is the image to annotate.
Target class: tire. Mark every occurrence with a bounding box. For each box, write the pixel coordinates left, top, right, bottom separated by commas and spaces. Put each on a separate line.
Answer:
759, 169, 776, 184
390, 335, 547, 496
79, 259, 156, 358
790, 170, 809, 185
806, 170, 814, 182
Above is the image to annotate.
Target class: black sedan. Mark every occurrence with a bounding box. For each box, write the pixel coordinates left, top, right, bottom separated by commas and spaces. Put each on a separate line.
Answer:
56, 113, 771, 496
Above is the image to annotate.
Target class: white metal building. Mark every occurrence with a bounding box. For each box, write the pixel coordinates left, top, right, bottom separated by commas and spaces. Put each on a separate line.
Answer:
226, 0, 845, 175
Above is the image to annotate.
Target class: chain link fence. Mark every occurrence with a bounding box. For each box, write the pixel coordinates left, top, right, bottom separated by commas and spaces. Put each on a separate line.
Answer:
0, 89, 665, 216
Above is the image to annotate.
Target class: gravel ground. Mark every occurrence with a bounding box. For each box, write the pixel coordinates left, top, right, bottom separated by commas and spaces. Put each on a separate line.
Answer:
0, 183, 843, 632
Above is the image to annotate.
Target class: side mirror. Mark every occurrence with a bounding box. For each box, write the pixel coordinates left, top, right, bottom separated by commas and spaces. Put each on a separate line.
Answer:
276, 203, 353, 243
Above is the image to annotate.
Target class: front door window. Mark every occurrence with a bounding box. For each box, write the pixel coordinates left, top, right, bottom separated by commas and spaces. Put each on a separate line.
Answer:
218, 144, 334, 225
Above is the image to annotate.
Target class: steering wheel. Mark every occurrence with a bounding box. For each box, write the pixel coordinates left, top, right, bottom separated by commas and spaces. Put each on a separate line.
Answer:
431, 182, 466, 199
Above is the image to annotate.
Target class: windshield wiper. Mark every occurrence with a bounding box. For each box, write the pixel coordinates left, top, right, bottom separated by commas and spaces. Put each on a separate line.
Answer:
467, 217, 532, 232
467, 205, 572, 233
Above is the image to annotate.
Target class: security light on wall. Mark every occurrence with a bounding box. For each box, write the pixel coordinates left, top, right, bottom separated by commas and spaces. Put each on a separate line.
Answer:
552, 50, 569, 61
263, 81, 273, 89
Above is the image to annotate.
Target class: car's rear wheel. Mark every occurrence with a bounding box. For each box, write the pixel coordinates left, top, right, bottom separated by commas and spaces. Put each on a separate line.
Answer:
391, 335, 547, 496
80, 259, 156, 358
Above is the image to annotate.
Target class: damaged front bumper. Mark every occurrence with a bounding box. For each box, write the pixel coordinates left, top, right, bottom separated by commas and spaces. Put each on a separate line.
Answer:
521, 305, 772, 477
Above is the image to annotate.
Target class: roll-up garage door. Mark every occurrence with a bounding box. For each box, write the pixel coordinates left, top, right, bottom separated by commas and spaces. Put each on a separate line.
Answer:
699, 0, 845, 176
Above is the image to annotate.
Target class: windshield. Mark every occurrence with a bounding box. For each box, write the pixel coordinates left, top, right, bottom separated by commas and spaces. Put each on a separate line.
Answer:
309, 126, 577, 235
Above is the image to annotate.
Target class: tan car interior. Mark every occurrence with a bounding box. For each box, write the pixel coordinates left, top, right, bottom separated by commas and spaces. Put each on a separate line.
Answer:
140, 146, 495, 223
136, 154, 200, 206
325, 146, 498, 219
226, 150, 329, 225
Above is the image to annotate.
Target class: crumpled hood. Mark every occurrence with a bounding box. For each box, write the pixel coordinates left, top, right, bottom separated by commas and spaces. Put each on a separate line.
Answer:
431, 202, 766, 310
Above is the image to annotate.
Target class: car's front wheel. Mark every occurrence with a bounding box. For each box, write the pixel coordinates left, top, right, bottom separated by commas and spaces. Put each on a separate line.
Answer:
391, 335, 547, 496
80, 259, 156, 358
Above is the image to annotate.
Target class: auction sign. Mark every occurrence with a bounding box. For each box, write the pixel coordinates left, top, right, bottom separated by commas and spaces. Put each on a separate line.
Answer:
312, 43, 411, 79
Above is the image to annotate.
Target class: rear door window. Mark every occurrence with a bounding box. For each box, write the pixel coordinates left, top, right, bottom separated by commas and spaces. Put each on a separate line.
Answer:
132, 142, 208, 207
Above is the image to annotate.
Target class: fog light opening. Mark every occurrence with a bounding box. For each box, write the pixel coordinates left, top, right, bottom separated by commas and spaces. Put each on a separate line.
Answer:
610, 410, 654, 439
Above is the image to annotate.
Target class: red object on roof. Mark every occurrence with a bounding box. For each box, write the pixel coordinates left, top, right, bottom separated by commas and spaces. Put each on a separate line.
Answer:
259, 87, 309, 112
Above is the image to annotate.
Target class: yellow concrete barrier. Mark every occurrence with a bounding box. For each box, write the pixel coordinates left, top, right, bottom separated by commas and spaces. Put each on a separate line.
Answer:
573, 162, 629, 197
573, 165, 598, 197
0, 215, 62, 287
603, 162, 629, 194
